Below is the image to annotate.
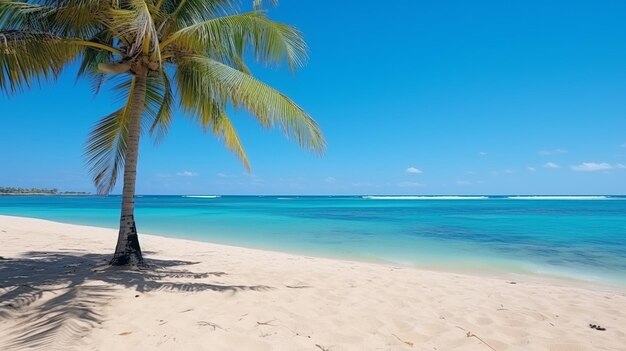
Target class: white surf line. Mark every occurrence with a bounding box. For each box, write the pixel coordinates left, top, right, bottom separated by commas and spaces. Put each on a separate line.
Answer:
362, 196, 489, 200
182, 195, 221, 199
507, 196, 610, 200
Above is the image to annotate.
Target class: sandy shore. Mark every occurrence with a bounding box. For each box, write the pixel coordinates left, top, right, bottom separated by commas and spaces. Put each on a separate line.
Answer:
1, 215, 625, 350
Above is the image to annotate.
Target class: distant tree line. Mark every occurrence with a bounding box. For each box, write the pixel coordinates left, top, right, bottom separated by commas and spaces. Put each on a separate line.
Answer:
0, 187, 89, 195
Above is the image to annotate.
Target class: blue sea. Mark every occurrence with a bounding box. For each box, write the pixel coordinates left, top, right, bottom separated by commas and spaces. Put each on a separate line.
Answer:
1, 195, 625, 286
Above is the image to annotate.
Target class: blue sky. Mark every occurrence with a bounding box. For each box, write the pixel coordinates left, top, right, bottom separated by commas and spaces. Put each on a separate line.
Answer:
1, 0, 626, 195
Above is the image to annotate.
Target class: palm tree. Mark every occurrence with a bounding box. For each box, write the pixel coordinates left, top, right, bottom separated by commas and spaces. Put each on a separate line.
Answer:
0, 0, 325, 265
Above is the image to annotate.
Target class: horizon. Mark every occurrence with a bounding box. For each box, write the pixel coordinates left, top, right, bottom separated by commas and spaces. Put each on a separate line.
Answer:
2, 190, 626, 197
2, 0, 625, 195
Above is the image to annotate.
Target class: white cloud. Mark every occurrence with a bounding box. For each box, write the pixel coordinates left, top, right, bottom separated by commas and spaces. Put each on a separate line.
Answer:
503, 169, 514, 174
570, 162, 613, 172
478, 151, 487, 156
621, 142, 626, 148
527, 167, 536, 172
176, 171, 198, 177
539, 149, 567, 156
397, 181, 424, 187
617, 163, 626, 169
406, 167, 423, 174
325, 176, 336, 183
456, 180, 471, 186
216, 172, 228, 178
543, 162, 560, 169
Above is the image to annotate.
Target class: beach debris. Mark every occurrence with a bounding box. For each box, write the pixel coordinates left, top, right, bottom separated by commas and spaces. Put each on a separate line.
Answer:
507, 281, 517, 285
197, 321, 224, 331
238, 313, 249, 321
315, 344, 332, 351
135, 294, 139, 298
256, 319, 277, 326
391, 333, 414, 347
178, 308, 193, 313
285, 284, 312, 289
589, 324, 606, 331
118, 331, 132, 336
466, 331, 496, 351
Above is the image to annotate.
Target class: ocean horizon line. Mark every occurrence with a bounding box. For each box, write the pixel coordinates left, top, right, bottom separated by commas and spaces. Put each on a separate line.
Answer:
17, 193, 625, 197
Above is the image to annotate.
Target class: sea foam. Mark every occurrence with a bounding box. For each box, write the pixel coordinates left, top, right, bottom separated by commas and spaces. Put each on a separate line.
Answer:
362, 196, 489, 200
507, 196, 609, 200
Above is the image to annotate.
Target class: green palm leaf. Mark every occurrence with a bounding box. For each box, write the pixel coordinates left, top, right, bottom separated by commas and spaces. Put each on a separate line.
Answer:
0, 0, 103, 38
163, 0, 233, 25
164, 11, 307, 70
0, 31, 82, 94
85, 107, 129, 195
146, 72, 174, 142
177, 56, 325, 153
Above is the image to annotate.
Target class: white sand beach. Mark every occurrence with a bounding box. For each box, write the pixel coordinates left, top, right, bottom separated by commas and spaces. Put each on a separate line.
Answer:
1, 215, 625, 351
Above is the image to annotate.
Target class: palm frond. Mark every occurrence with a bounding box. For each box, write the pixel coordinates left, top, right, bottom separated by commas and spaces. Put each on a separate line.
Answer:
176, 60, 249, 168
164, 0, 232, 26
177, 56, 325, 153
85, 107, 130, 195
0, 31, 82, 94
85, 107, 129, 195
208, 109, 251, 171
0, 1, 55, 31
164, 11, 307, 70
146, 72, 174, 142
0, 0, 104, 38
107, 0, 160, 60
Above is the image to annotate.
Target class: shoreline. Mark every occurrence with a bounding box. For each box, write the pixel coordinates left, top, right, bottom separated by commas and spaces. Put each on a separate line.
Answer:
1, 214, 623, 291
2, 215, 626, 350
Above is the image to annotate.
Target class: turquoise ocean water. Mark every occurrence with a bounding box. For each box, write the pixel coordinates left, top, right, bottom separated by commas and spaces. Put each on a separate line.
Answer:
1, 195, 625, 286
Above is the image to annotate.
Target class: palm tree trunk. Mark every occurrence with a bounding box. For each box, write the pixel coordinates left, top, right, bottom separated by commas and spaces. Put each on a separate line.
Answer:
110, 72, 147, 266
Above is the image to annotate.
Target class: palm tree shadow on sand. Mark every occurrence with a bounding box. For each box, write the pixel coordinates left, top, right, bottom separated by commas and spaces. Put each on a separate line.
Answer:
0, 251, 272, 349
